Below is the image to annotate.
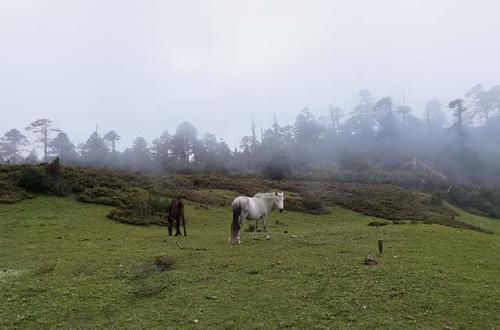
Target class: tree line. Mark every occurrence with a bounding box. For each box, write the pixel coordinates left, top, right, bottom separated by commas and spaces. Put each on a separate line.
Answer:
1, 84, 500, 183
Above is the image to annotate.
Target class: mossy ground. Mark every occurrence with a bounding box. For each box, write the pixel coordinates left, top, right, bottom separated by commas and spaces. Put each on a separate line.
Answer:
1, 196, 499, 329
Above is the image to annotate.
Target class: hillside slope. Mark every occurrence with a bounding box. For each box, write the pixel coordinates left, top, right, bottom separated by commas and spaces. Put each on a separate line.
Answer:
0, 164, 488, 232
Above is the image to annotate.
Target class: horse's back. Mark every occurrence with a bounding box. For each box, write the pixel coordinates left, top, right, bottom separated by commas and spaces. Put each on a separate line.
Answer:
169, 197, 184, 218
233, 196, 266, 219
232, 196, 248, 206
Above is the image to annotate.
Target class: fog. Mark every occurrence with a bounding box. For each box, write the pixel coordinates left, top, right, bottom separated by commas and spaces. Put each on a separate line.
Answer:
2, 0, 500, 149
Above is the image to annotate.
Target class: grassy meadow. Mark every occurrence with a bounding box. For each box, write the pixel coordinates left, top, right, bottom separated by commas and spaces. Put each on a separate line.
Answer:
1, 196, 500, 329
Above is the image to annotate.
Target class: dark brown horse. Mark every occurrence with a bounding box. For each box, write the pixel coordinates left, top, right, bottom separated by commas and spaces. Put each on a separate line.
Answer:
167, 197, 187, 236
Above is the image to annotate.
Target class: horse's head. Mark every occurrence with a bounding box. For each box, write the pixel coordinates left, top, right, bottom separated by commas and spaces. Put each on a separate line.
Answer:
275, 192, 285, 212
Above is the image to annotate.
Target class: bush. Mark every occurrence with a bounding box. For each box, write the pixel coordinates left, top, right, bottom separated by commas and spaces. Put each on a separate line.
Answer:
430, 191, 444, 206
150, 196, 171, 214
107, 189, 169, 226
302, 195, 323, 210
368, 221, 390, 227
46, 158, 65, 194
300, 194, 329, 214
0, 181, 31, 203
17, 167, 53, 193
77, 186, 124, 206
107, 208, 149, 225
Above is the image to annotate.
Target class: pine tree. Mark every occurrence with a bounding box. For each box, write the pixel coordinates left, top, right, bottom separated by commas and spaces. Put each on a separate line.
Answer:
25, 119, 59, 161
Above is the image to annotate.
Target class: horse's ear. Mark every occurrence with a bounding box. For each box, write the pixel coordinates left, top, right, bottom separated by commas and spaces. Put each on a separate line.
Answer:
275, 192, 278, 196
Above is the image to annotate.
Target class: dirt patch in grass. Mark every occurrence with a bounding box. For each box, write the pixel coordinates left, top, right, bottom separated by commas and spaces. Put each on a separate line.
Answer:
153, 255, 175, 271
116, 255, 175, 281
36, 261, 57, 274
72, 264, 97, 277
0, 268, 24, 281
112, 257, 174, 299
116, 262, 156, 280
129, 283, 169, 298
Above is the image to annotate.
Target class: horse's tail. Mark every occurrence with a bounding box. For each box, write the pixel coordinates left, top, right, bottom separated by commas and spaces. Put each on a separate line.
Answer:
230, 200, 242, 244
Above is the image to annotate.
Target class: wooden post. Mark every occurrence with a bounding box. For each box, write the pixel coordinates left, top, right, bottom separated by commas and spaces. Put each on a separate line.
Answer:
378, 240, 384, 255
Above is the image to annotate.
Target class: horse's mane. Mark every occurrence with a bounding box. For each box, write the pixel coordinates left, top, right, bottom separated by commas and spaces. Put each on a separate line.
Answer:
253, 192, 277, 198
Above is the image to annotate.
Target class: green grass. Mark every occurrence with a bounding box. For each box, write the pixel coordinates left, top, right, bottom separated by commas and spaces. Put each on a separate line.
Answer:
451, 204, 500, 233
1, 197, 499, 329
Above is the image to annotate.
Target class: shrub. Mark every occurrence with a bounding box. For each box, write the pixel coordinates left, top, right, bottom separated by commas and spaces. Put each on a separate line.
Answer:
302, 194, 323, 210
17, 167, 52, 193
0, 181, 31, 203
107, 189, 169, 226
77, 186, 124, 206
45, 158, 67, 195
107, 207, 150, 225
301, 194, 329, 214
430, 191, 444, 206
149, 196, 171, 214
368, 221, 390, 227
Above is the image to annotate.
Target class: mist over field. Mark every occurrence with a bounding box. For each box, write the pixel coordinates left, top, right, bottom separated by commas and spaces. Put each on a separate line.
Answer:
2, 0, 500, 148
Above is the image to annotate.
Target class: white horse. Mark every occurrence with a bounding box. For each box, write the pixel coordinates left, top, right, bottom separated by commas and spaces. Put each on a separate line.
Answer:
230, 192, 285, 244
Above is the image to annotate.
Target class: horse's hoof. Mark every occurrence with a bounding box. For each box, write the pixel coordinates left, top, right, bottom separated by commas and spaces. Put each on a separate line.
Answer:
265, 235, 271, 240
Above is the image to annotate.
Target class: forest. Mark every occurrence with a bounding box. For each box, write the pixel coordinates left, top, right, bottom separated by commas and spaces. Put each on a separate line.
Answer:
2, 85, 500, 186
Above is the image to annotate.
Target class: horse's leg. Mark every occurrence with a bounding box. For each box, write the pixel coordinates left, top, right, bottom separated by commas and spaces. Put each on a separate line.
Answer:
252, 217, 258, 240
167, 216, 173, 236
238, 212, 247, 244
263, 216, 271, 240
175, 217, 181, 236
182, 217, 187, 236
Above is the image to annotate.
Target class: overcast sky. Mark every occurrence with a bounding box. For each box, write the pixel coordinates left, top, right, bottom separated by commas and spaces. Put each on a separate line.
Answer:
1, 0, 500, 150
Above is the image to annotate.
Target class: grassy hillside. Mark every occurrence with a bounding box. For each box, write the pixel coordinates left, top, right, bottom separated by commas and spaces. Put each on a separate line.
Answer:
0, 164, 489, 232
1, 196, 499, 329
